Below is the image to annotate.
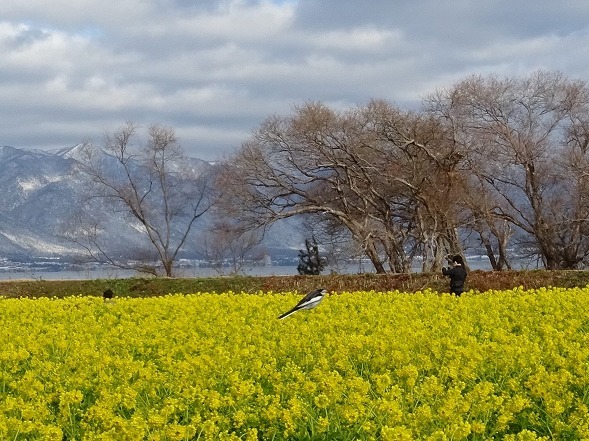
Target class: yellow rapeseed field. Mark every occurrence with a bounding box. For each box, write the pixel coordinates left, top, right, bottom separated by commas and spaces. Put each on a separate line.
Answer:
2, 287, 589, 440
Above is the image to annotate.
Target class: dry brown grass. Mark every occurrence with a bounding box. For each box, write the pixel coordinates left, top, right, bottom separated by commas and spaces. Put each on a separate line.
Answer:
1, 269, 589, 299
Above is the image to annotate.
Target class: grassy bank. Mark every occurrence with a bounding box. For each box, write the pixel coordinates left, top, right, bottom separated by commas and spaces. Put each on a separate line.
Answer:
2, 270, 589, 298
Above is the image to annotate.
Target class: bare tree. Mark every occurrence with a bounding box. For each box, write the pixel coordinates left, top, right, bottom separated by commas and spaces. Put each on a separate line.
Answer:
217, 102, 395, 273
217, 100, 465, 273
70, 122, 214, 276
463, 180, 514, 270
425, 71, 589, 269
369, 104, 468, 271
195, 219, 264, 274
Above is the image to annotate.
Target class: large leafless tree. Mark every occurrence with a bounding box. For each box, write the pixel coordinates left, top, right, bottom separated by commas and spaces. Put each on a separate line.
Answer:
217, 100, 465, 273
71, 123, 214, 276
426, 71, 589, 269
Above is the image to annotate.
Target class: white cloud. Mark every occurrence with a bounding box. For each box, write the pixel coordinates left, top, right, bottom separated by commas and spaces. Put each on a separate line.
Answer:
166, 1, 295, 40
308, 27, 403, 52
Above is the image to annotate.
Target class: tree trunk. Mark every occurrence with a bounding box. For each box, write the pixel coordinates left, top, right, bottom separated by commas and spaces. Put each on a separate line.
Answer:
163, 258, 174, 277
364, 237, 387, 273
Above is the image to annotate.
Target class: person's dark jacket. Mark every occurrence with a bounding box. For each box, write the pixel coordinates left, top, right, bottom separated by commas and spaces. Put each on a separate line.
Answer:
442, 264, 467, 295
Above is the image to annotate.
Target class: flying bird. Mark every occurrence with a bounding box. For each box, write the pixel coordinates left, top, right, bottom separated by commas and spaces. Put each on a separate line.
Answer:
278, 288, 327, 319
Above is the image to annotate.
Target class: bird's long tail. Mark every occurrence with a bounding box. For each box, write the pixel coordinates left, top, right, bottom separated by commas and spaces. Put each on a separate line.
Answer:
278, 307, 298, 320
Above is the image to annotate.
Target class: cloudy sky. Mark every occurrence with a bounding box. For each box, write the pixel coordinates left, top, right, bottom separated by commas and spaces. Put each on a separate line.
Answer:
2, 0, 589, 160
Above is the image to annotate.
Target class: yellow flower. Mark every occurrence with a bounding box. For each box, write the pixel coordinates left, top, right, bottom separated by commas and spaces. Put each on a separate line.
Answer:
316, 416, 329, 433
380, 425, 414, 441
471, 420, 485, 434
373, 373, 392, 395
313, 393, 330, 409
3, 287, 589, 438
245, 428, 258, 441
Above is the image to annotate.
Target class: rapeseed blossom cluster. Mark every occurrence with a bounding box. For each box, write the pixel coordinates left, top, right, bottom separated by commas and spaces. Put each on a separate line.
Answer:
1, 287, 589, 439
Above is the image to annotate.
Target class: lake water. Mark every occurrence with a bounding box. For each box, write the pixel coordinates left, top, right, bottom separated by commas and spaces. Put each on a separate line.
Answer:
0, 265, 310, 280
0, 257, 505, 281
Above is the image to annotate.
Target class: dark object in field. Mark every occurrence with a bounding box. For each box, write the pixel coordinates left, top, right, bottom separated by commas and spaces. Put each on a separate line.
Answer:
442, 255, 467, 296
103, 289, 114, 300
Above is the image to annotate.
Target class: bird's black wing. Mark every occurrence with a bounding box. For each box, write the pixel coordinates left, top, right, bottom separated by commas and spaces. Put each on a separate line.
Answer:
293, 288, 324, 307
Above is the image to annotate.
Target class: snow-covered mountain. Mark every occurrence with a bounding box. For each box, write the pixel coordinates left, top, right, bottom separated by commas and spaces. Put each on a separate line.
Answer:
0, 145, 302, 263
0, 146, 86, 259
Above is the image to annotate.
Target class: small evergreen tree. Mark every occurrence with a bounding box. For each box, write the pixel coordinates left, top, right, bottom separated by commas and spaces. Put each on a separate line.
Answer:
297, 237, 325, 275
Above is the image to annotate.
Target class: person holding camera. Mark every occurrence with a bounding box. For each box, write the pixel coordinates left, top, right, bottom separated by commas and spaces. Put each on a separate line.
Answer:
442, 254, 467, 296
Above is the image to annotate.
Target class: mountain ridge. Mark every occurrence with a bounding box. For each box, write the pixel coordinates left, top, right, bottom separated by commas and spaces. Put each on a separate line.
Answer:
0, 145, 302, 265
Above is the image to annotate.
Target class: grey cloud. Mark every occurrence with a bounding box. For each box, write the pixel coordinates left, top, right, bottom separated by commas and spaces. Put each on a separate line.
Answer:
1, 0, 588, 161
11, 26, 50, 47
